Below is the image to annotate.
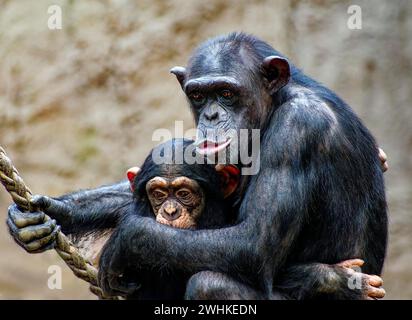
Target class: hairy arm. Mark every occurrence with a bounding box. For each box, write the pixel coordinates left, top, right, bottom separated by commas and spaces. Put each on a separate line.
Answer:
53, 180, 133, 234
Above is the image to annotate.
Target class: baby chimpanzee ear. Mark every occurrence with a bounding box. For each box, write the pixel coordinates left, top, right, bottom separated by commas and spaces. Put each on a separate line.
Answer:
126, 167, 141, 192
215, 164, 240, 198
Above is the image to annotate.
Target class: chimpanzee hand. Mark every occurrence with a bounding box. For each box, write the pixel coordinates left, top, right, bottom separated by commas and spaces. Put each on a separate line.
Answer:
6, 195, 73, 253
336, 259, 385, 300
98, 222, 141, 297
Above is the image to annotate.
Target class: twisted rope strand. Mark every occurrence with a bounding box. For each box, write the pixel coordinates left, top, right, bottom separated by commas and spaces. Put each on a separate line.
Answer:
0, 146, 117, 299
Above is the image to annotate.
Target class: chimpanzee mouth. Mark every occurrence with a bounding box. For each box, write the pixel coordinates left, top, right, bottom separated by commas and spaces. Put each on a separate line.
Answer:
195, 137, 232, 155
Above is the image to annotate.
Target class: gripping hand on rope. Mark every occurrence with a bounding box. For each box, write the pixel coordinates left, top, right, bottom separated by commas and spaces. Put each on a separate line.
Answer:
1, 146, 129, 299
7, 195, 73, 253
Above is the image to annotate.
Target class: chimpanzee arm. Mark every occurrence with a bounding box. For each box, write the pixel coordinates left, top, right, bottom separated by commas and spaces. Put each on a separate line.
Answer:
50, 180, 133, 234
180, 262, 385, 300
7, 180, 133, 253
98, 98, 333, 295
100, 164, 309, 294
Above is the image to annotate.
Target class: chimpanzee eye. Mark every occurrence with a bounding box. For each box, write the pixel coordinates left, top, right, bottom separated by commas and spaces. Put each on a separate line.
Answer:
221, 90, 234, 99
189, 92, 206, 106
152, 189, 167, 200
176, 189, 191, 199
219, 89, 236, 104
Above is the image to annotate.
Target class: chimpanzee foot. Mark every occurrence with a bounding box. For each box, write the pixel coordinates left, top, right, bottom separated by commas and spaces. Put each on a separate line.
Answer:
337, 259, 385, 300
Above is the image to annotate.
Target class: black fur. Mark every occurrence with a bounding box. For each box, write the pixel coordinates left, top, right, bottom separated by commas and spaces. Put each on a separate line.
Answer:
98, 33, 387, 299
104, 139, 235, 299
7, 33, 386, 300
132, 138, 233, 227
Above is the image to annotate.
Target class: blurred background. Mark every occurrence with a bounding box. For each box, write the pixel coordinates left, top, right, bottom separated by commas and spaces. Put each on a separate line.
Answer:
0, 0, 411, 299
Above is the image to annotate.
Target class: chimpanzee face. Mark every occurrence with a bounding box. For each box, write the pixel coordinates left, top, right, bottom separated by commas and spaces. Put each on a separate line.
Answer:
184, 59, 266, 159
126, 143, 240, 231
145, 176, 205, 229
184, 74, 258, 150
170, 41, 290, 164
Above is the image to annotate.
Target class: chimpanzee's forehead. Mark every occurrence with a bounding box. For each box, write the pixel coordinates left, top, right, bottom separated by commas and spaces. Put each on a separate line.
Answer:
157, 164, 212, 178
184, 75, 243, 94
187, 41, 258, 79
145, 163, 218, 185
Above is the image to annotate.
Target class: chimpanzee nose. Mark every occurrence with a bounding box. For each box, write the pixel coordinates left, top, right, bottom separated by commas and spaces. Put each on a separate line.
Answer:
204, 111, 219, 121
162, 204, 181, 221
164, 205, 176, 215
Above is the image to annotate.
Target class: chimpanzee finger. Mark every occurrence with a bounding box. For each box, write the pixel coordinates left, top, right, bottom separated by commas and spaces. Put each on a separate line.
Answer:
378, 148, 388, 172
24, 225, 60, 253
16, 219, 57, 243
337, 258, 364, 269
9, 205, 45, 228
378, 148, 387, 162
6, 217, 51, 252
30, 195, 53, 209
30, 195, 71, 220
6, 216, 27, 246
367, 275, 383, 287
367, 286, 385, 299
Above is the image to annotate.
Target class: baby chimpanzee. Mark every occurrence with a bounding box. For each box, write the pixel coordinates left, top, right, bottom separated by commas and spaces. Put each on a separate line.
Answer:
126, 154, 238, 230
113, 138, 238, 299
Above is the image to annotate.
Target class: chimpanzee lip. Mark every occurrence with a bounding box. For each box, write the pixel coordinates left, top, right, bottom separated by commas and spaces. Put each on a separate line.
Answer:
195, 137, 232, 155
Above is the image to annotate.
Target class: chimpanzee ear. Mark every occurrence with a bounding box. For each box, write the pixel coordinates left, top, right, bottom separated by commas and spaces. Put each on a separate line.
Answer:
126, 167, 141, 192
170, 66, 187, 88
215, 164, 240, 198
262, 56, 290, 94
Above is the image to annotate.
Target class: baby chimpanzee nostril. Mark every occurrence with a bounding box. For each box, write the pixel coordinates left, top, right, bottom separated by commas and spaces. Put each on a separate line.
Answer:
162, 205, 182, 221
164, 205, 177, 215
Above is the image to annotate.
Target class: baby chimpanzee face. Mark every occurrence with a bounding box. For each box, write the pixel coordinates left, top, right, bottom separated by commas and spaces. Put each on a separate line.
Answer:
145, 176, 205, 229
126, 158, 240, 230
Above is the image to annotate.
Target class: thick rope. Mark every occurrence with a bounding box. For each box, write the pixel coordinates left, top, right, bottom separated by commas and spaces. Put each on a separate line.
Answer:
0, 146, 117, 299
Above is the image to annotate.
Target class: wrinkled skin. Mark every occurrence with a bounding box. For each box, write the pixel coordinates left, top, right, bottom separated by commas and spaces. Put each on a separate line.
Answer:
146, 176, 205, 229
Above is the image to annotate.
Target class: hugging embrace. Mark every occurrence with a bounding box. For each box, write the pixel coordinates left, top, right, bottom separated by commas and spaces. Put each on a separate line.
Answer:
7, 33, 388, 300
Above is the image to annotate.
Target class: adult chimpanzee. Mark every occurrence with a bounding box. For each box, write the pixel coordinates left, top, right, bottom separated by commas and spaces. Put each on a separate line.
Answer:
99, 32, 388, 299
7, 33, 387, 300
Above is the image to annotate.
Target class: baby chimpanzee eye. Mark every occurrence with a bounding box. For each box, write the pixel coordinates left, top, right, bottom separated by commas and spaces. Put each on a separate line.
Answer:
176, 189, 191, 198
152, 190, 167, 200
